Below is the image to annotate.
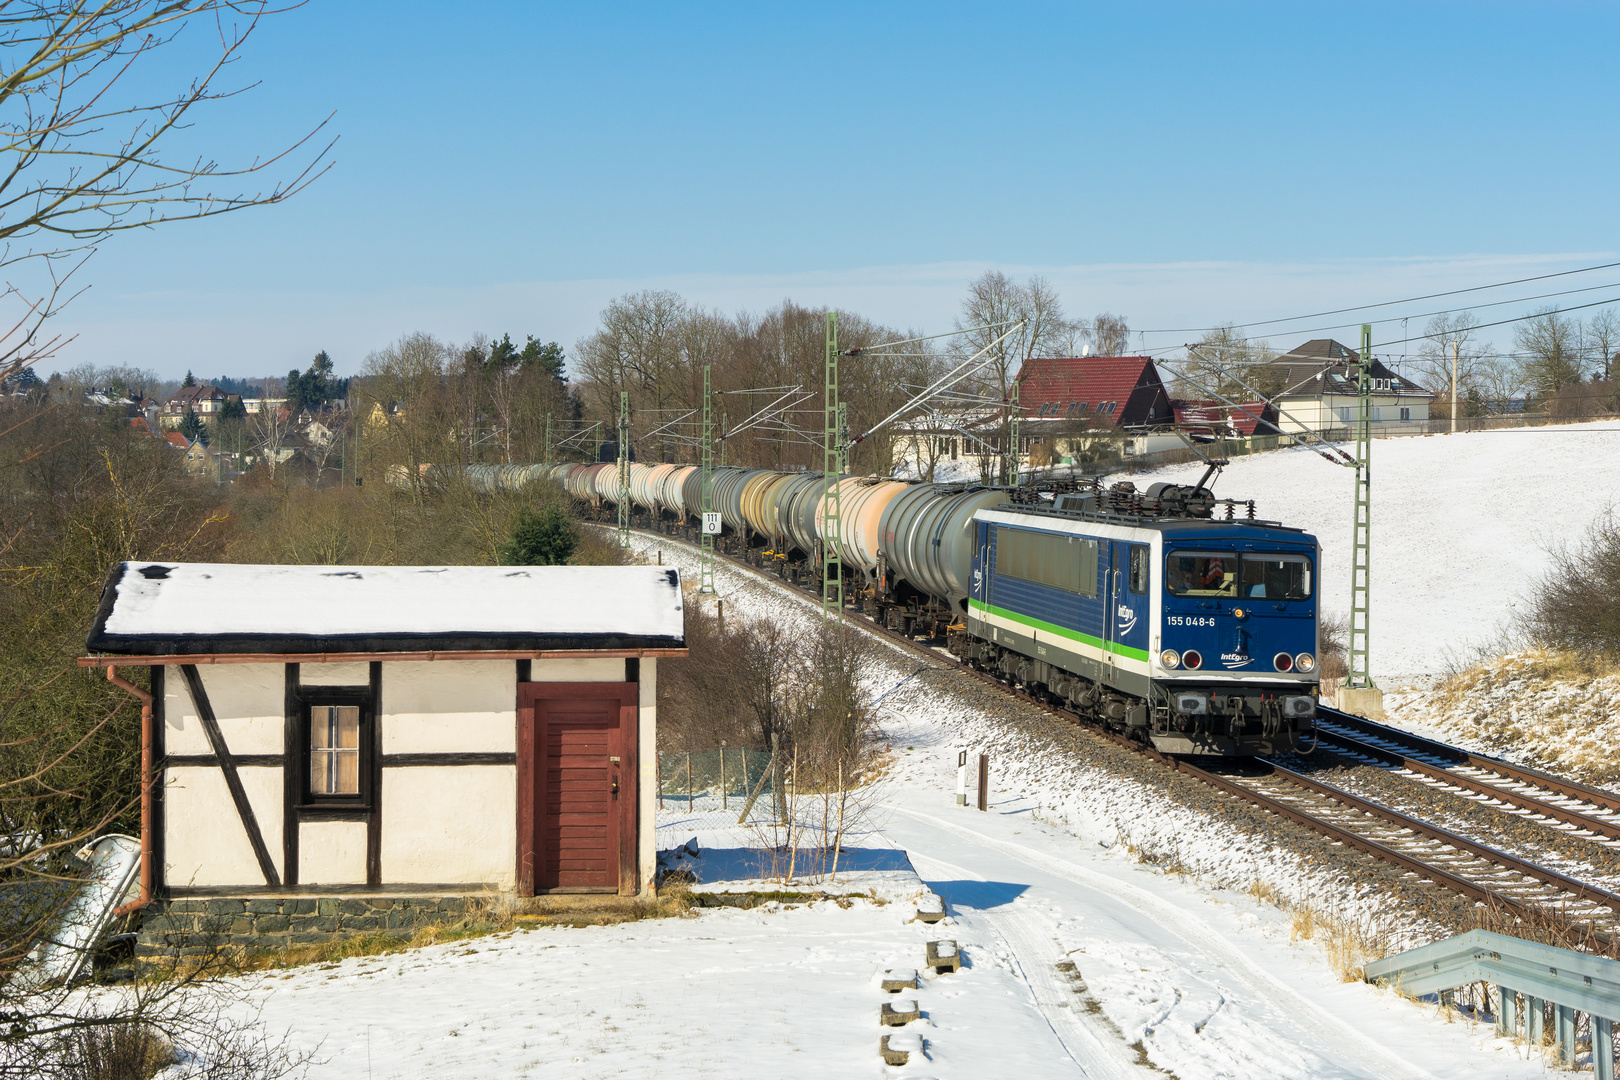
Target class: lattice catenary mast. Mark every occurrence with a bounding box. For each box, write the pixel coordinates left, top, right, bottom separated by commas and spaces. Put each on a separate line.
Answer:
699, 364, 716, 596
616, 390, 630, 548
821, 312, 844, 621
1345, 324, 1375, 692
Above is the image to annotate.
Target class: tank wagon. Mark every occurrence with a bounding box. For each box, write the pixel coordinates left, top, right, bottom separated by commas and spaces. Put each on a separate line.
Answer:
500, 460, 1321, 756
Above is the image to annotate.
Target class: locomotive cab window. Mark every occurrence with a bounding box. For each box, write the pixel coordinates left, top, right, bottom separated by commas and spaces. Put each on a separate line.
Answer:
1128, 545, 1150, 594
1165, 551, 1238, 597
1240, 554, 1313, 599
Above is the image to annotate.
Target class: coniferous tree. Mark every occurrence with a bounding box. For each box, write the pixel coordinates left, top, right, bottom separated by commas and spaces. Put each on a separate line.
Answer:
500, 506, 577, 566
182, 370, 196, 387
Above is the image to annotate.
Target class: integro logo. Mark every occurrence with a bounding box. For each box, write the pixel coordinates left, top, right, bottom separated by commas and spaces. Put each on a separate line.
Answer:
1220, 652, 1253, 669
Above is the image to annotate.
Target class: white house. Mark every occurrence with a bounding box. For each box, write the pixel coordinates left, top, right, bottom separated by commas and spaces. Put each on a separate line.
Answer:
83, 562, 686, 952
1259, 339, 1436, 433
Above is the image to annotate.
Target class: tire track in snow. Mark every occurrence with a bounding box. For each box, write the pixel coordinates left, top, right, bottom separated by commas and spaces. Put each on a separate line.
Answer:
907, 848, 1153, 1080
890, 805, 1439, 1080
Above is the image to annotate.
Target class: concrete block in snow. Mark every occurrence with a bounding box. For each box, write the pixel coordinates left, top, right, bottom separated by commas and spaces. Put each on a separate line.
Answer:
926, 939, 960, 973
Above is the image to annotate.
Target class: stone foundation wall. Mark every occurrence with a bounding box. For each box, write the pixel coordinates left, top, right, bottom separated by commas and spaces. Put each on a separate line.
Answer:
136, 895, 479, 960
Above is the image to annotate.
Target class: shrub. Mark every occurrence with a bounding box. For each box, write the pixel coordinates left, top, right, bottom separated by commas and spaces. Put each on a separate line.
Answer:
1523, 511, 1620, 660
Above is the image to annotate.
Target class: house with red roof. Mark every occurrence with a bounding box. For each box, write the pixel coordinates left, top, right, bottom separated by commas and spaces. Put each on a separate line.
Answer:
1014, 355, 1177, 430
1171, 399, 1280, 440
1007, 355, 1179, 466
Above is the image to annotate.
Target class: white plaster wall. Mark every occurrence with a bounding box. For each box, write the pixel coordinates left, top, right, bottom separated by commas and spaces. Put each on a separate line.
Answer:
382, 660, 515, 754
298, 820, 368, 884
163, 765, 283, 887
638, 660, 657, 895
532, 657, 623, 682
380, 766, 515, 885
299, 661, 370, 686
164, 664, 284, 756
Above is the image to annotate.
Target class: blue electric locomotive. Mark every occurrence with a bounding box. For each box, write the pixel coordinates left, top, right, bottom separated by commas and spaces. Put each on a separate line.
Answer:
947, 481, 1319, 755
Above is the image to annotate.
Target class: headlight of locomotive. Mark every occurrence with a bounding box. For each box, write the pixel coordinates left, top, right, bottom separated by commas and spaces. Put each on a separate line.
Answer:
1174, 693, 1207, 715
1282, 695, 1316, 718
1160, 648, 1180, 669
1294, 652, 1316, 673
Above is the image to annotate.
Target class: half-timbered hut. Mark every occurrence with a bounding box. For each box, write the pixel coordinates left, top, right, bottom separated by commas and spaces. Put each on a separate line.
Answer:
81, 562, 686, 955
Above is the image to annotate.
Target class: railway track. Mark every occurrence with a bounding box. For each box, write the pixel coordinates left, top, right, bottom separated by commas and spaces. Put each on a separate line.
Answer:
1312, 707, 1620, 846
633, 521, 1620, 940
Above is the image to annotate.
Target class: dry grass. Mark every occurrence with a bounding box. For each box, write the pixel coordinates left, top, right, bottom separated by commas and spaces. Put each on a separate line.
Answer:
59, 1022, 176, 1080
510, 891, 692, 928
1285, 897, 1393, 981
1246, 878, 1281, 906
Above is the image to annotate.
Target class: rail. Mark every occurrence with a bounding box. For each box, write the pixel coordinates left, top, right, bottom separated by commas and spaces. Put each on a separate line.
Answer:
1319, 706, 1620, 814
1314, 718, 1620, 843
1366, 929, 1619, 1077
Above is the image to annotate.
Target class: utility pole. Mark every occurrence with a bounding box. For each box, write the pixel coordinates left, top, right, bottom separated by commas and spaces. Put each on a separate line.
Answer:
616, 391, 630, 547
1343, 323, 1381, 716
700, 364, 717, 595
544, 413, 553, 465
720, 411, 728, 467
1458, 341, 1470, 433
821, 312, 844, 621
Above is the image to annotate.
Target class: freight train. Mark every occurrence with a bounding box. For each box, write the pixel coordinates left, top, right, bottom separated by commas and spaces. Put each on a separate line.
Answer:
448, 462, 1321, 756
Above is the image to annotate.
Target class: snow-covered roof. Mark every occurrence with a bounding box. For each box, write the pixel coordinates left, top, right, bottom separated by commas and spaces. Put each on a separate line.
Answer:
86, 562, 686, 656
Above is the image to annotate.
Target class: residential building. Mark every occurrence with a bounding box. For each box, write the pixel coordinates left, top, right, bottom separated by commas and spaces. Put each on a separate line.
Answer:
161, 385, 233, 430
1254, 339, 1435, 434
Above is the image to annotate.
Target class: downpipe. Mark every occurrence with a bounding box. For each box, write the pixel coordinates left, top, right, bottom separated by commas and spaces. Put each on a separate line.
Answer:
105, 665, 154, 916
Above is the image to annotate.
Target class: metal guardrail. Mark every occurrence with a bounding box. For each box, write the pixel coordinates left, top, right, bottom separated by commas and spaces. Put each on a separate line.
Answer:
1366, 929, 1619, 1078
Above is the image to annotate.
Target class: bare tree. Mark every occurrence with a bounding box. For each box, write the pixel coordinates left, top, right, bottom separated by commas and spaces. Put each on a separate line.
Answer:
953, 272, 1079, 400
1584, 308, 1620, 382
1410, 312, 1492, 410
1090, 312, 1132, 356
1181, 323, 1275, 398
1475, 355, 1531, 414
1516, 307, 1586, 400
0, 1, 333, 383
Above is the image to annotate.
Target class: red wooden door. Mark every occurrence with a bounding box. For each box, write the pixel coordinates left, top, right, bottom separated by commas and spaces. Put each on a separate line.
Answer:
539, 696, 619, 889
518, 683, 639, 896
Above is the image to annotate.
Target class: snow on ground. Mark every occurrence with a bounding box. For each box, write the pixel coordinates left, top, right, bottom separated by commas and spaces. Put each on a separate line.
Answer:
1384, 651, 1620, 788
1102, 421, 1620, 679
204, 534, 1572, 1078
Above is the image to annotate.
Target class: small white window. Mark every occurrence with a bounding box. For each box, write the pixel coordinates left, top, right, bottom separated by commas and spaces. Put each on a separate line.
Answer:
309, 705, 361, 796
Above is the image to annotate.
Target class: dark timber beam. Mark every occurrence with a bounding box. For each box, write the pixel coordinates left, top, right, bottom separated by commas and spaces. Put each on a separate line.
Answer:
180, 664, 281, 887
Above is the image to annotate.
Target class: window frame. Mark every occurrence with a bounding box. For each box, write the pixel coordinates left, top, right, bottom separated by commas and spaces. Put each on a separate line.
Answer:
1128, 544, 1150, 594
994, 526, 1099, 599
295, 686, 375, 812
1164, 550, 1240, 598
1237, 552, 1315, 600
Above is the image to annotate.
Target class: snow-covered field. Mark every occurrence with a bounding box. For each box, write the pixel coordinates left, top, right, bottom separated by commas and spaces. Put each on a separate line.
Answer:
207, 536, 1573, 1079
1105, 422, 1620, 680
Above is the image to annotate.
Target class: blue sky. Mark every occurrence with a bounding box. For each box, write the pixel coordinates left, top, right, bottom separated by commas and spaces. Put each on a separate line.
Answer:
40, 2, 1620, 377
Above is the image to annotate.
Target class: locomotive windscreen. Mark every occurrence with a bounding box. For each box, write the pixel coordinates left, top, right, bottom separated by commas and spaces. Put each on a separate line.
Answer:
1166, 551, 1313, 600
1165, 552, 1237, 597
1239, 555, 1313, 599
